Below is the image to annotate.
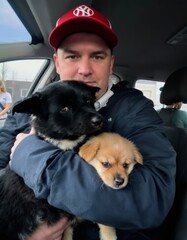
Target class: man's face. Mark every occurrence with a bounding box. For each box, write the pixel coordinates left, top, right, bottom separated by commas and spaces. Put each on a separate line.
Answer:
53, 33, 115, 99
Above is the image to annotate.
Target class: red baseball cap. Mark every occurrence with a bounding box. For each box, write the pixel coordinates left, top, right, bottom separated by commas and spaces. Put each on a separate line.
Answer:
49, 4, 118, 50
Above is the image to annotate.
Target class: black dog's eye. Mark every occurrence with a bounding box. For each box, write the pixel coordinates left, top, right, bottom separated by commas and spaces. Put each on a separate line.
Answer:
60, 107, 72, 113
123, 163, 129, 169
101, 162, 111, 168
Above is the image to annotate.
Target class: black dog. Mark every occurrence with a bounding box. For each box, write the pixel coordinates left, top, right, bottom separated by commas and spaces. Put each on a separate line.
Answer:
0, 80, 103, 240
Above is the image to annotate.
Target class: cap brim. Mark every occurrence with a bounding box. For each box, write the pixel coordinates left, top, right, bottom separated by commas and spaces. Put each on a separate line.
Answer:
49, 18, 118, 50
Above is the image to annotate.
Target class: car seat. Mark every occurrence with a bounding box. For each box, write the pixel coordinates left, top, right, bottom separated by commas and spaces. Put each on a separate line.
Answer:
159, 67, 187, 240
161, 126, 187, 240
158, 68, 187, 128
160, 67, 187, 105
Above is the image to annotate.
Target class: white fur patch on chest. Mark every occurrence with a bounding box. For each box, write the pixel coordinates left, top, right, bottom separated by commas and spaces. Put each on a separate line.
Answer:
40, 134, 86, 151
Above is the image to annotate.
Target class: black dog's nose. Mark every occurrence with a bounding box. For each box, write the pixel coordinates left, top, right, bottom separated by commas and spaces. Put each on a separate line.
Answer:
90, 115, 103, 128
114, 176, 124, 187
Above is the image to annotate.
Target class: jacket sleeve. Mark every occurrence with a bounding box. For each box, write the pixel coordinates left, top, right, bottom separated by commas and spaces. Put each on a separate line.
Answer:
0, 112, 31, 169
10, 92, 176, 230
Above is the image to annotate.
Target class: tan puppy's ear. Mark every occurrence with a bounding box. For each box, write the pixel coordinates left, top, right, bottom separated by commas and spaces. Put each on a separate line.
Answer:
133, 146, 143, 165
79, 139, 100, 163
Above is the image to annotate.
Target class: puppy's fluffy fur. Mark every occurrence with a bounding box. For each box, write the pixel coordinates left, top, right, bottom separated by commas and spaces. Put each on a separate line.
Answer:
0, 80, 103, 240
78, 132, 143, 240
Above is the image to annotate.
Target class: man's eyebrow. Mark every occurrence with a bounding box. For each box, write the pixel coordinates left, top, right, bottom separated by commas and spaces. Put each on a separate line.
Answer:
92, 50, 107, 55
63, 48, 78, 54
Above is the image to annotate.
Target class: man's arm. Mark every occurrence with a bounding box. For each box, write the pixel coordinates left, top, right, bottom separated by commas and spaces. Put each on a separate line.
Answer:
0, 112, 31, 169
11, 128, 176, 230
10, 88, 176, 230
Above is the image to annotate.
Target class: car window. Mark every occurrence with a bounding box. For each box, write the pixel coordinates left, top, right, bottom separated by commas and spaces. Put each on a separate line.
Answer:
135, 79, 187, 111
0, 0, 31, 44
0, 59, 47, 104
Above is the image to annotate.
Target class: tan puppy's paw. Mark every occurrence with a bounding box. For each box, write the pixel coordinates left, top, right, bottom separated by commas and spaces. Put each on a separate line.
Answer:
98, 224, 117, 240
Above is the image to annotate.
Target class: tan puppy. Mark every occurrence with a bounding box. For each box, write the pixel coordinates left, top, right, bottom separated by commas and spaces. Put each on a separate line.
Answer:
79, 132, 143, 240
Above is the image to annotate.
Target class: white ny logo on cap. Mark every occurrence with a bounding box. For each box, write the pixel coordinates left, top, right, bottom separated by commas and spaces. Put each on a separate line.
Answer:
73, 5, 94, 17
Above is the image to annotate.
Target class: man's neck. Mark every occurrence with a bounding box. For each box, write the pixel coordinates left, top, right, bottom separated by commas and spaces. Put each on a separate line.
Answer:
95, 80, 113, 110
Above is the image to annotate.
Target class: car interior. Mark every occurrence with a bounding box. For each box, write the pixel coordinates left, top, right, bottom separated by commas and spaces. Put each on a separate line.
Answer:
157, 67, 187, 239
1, 1, 187, 239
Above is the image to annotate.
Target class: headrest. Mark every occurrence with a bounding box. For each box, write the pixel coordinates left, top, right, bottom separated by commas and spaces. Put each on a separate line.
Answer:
160, 67, 187, 104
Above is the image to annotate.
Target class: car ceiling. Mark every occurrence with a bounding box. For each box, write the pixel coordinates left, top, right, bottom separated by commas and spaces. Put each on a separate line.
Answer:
5, 0, 187, 83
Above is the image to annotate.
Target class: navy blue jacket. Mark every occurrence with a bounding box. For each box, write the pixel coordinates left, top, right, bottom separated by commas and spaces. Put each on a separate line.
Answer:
1, 82, 176, 239
0, 112, 31, 169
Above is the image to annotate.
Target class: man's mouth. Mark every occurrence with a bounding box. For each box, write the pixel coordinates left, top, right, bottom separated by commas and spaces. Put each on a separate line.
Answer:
83, 81, 97, 86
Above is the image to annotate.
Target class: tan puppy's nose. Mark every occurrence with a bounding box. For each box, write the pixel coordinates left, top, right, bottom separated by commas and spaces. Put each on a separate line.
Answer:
114, 175, 124, 188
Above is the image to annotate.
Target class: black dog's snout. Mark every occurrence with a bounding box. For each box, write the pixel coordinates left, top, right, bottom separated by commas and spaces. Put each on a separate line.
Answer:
90, 115, 103, 128
114, 176, 124, 187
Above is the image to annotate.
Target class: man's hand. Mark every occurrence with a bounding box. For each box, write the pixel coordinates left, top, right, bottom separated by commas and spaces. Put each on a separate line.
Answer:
26, 217, 71, 240
10, 127, 35, 160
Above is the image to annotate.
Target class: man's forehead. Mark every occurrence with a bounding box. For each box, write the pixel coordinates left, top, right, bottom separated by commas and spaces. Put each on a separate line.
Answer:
58, 32, 111, 50
61, 47, 109, 55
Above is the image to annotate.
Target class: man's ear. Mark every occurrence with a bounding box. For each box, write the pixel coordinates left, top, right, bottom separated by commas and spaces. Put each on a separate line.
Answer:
53, 53, 60, 75
110, 55, 115, 75
12, 92, 42, 115
79, 138, 100, 163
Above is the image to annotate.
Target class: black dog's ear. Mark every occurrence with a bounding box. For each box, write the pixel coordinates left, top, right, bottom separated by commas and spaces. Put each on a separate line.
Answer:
12, 92, 42, 115
90, 87, 100, 96
92, 86, 100, 93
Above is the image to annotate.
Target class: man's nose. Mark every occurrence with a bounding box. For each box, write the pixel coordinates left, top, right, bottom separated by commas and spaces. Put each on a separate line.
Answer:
78, 58, 92, 76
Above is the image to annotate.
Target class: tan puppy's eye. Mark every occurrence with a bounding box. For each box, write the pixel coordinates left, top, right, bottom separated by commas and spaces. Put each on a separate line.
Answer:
60, 107, 71, 113
101, 162, 111, 168
123, 163, 129, 169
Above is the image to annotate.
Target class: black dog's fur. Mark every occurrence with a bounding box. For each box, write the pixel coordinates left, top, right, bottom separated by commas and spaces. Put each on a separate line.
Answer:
0, 81, 103, 240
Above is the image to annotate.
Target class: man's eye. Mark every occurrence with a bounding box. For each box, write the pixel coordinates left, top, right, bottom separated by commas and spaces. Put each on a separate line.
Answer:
66, 55, 79, 60
93, 55, 104, 60
60, 107, 71, 113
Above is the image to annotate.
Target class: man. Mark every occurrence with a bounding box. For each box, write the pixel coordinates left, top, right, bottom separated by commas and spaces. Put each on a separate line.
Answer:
1, 4, 176, 240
